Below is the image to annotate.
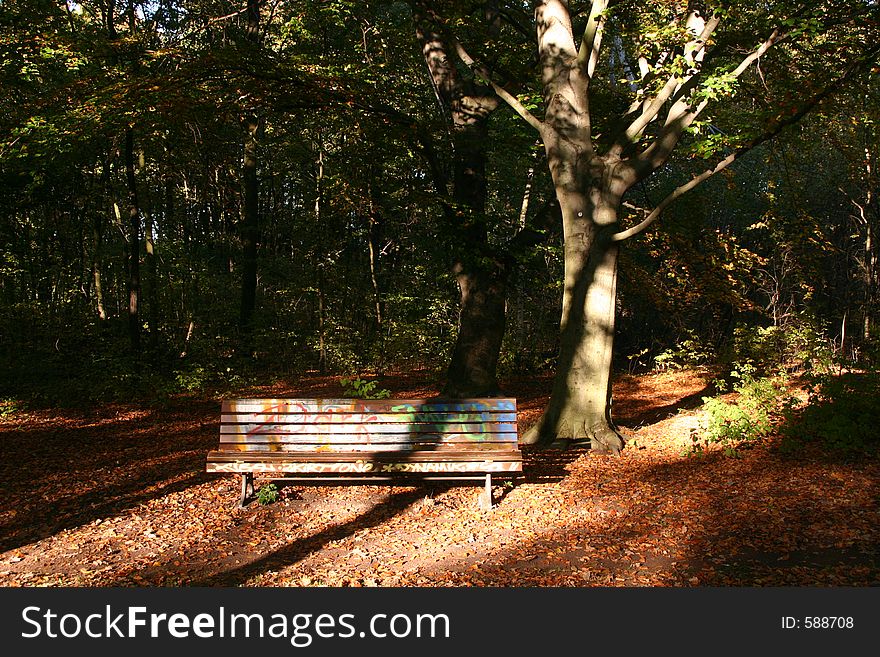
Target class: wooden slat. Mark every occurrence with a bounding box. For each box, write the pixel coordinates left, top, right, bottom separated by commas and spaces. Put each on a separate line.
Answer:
213, 441, 518, 453
220, 422, 516, 436
218, 432, 516, 444
220, 412, 517, 424
208, 450, 522, 462
206, 449, 523, 475
208, 397, 522, 485
207, 460, 522, 474
221, 398, 516, 414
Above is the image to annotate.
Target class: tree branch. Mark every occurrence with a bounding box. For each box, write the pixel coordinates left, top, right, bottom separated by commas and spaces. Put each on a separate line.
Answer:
453, 41, 544, 133
631, 22, 785, 182
618, 12, 720, 148
613, 55, 875, 242
576, 0, 608, 79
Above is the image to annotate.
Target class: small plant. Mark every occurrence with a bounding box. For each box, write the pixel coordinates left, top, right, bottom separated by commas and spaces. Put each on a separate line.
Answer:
781, 372, 880, 455
0, 398, 24, 418
257, 483, 279, 505
653, 332, 713, 372
692, 366, 796, 456
340, 376, 391, 399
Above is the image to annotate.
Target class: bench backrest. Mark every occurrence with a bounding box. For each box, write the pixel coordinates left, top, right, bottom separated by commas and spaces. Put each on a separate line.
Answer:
218, 398, 518, 456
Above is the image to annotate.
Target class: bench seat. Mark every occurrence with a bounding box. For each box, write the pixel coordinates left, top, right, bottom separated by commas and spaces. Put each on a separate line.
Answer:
206, 397, 522, 508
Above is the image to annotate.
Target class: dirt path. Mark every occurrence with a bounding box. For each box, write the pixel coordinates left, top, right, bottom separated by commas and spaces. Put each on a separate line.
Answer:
1, 370, 878, 587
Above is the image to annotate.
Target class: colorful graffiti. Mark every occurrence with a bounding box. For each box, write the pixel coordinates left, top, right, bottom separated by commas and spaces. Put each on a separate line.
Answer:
206, 459, 523, 474
219, 398, 518, 446
206, 397, 523, 485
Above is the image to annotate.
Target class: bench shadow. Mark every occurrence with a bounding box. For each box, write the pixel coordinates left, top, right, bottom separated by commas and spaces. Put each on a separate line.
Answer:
518, 444, 583, 484
426, 447, 880, 587
189, 487, 429, 587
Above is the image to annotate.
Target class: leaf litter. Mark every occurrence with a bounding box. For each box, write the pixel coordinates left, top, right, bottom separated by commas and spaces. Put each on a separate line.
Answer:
0, 369, 877, 587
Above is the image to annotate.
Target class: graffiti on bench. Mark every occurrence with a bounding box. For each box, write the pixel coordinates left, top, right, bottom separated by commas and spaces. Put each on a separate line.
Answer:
220, 399, 517, 444
206, 460, 522, 474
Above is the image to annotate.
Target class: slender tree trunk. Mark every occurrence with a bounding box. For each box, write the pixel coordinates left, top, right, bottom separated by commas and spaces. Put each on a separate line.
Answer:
239, 0, 261, 343
317, 269, 327, 374
367, 174, 387, 375
145, 209, 158, 353
865, 218, 875, 340
124, 128, 141, 353
239, 117, 259, 335
92, 210, 107, 321
368, 216, 384, 330
314, 146, 327, 373
863, 148, 876, 342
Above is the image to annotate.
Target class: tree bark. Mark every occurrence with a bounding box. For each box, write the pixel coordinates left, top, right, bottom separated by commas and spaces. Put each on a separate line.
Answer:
441, 117, 509, 398
92, 204, 107, 322
520, 0, 624, 451
444, 263, 508, 397
415, 9, 507, 397
124, 128, 141, 353
521, 178, 625, 452
238, 0, 261, 342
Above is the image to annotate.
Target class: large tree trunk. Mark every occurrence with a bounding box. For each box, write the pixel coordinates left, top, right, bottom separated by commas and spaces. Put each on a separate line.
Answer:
416, 11, 507, 398
442, 121, 508, 398
520, 1, 625, 452
444, 264, 507, 397
521, 218, 623, 452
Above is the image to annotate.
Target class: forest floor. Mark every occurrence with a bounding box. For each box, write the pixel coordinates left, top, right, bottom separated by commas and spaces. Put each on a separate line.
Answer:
1, 368, 878, 588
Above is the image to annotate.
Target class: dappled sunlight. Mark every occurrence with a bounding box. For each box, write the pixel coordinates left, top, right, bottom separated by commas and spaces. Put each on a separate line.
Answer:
1, 369, 877, 587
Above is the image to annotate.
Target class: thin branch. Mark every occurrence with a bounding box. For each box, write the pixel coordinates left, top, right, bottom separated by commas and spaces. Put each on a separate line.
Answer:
611, 151, 736, 242
577, 0, 608, 78
620, 13, 720, 146
453, 41, 544, 133
613, 56, 874, 243
730, 28, 783, 78
632, 23, 786, 180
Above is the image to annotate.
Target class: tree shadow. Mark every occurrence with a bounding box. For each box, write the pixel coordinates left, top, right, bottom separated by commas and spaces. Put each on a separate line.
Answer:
614, 385, 714, 428
180, 487, 430, 587
0, 398, 219, 552
423, 445, 880, 587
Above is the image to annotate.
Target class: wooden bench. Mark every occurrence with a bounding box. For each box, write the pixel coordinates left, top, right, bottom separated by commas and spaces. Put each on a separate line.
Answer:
206, 397, 522, 509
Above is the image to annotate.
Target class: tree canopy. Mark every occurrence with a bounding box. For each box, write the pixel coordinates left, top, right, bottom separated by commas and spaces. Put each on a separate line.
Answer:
0, 1, 877, 458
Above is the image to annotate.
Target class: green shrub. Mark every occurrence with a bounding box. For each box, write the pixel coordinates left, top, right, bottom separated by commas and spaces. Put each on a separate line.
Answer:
721, 317, 835, 379
782, 372, 880, 455
692, 368, 796, 457
0, 398, 24, 418
653, 331, 714, 372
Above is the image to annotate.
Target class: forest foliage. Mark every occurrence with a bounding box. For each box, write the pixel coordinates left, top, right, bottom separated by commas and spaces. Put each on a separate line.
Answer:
0, 2, 878, 454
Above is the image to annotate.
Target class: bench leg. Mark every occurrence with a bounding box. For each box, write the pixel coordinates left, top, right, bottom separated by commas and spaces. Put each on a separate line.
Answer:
479, 473, 493, 511
239, 473, 254, 508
